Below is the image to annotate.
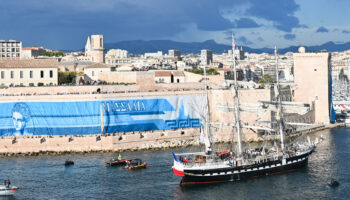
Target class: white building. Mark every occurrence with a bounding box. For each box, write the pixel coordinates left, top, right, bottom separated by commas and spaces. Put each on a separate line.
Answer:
154, 70, 185, 83
21, 47, 47, 59
0, 40, 22, 60
144, 51, 163, 58
0, 59, 58, 86
105, 49, 130, 65
106, 49, 128, 58
83, 63, 115, 82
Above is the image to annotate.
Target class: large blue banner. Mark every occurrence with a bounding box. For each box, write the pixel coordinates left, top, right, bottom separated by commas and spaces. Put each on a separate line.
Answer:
0, 96, 204, 136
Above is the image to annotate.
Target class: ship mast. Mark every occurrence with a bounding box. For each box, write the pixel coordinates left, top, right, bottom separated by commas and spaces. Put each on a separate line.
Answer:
203, 64, 212, 155
274, 46, 285, 151
232, 33, 242, 156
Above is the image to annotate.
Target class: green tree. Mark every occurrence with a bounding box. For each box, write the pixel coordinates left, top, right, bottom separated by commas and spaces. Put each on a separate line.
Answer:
58, 72, 76, 85
44, 51, 64, 57
207, 68, 219, 75
257, 79, 265, 83
262, 74, 274, 83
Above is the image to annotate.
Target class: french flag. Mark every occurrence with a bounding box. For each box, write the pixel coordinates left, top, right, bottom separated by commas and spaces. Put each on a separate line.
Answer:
232, 33, 235, 50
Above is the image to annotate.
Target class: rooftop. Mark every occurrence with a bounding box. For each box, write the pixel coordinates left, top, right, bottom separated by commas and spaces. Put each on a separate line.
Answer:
84, 63, 114, 69
154, 70, 184, 77
0, 59, 58, 68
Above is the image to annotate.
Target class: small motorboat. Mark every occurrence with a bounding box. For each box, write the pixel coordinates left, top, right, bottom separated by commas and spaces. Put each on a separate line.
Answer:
328, 178, 340, 187
106, 158, 131, 166
125, 159, 147, 170
0, 180, 18, 196
65, 160, 74, 166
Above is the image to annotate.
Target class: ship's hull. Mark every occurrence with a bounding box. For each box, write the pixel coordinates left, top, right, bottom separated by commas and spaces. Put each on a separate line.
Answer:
178, 152, 311, 185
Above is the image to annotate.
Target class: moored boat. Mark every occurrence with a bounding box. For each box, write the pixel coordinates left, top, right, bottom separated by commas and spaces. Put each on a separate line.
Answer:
65, 160, 74, 166
0, 180, 18, 196
107, 158, 131, 166
125, 159, 147, 170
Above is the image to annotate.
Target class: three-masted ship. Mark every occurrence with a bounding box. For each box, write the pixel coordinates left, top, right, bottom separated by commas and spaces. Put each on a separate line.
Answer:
172, 37, 319, 185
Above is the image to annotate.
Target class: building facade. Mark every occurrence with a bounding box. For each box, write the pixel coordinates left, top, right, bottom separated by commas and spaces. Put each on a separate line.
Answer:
168, 49, 181, 58
154, 70, 185, 83
83, 63, 115, 83
0, 40, 22, 60
201, 49, 213, 65
0, 59, 58, 86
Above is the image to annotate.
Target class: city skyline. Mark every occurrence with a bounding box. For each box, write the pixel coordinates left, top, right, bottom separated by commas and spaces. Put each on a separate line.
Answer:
1, 0, 350, 50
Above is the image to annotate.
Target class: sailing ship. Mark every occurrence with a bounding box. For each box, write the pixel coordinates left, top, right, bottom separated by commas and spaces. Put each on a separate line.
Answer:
172, 36, 320, 185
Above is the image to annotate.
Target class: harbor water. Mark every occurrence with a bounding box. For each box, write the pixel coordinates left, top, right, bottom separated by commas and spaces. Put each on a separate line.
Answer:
0, 127, 349, 200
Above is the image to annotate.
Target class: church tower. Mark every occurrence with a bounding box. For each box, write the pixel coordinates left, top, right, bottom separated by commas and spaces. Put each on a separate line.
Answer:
85, 35, 105, 63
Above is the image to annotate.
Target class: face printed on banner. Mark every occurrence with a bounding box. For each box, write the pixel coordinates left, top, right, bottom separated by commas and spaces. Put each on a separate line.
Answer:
13, 111, 26, 131
11, 103, 31, 136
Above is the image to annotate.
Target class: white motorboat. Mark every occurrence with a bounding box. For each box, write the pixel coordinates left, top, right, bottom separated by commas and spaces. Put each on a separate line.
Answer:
0, 180, 18, 196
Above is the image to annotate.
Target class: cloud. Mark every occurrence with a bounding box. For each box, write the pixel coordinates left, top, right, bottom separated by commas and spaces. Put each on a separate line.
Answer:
257, 37, 264, 42
284, 33, 296, 40
316, 26, 329, 33
234, 18, 260, 28
0, 0, 304, 49
342, 30, 350, 34
236, 36, 253, 45
245, 0, 301, 32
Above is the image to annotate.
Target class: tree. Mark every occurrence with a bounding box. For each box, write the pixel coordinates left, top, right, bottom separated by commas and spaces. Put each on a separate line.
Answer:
58, 72, 76, 85
262, 74, 274, 83
44, 51, 64, 57
207, 68, 219, 75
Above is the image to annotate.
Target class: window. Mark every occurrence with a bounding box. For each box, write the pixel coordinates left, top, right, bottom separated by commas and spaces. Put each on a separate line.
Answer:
100, 38, 103, 47
0, 71, 4, 79
50, 70, 53, 78
30, 71, 33, 78
10, 71, 14, 79
20, 71, 23, 78
40, 70, 44, 78
92, 71, 95, 76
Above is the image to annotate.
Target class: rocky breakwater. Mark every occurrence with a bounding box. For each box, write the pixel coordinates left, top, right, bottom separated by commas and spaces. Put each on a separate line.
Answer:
0, 128, 201, 157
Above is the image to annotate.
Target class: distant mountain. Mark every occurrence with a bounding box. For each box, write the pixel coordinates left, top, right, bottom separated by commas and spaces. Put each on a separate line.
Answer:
102, 40, 350, 54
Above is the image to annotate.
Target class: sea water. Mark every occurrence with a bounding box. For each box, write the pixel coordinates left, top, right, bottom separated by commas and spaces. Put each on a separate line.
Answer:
0, 127, 349, 200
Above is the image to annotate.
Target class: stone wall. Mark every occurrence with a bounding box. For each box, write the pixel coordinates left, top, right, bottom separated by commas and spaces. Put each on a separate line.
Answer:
0, 85, 317, 155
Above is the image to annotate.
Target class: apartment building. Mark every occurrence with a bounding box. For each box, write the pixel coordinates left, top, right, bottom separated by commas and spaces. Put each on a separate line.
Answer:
0, 40, 22, 60
201, 49, 213, 65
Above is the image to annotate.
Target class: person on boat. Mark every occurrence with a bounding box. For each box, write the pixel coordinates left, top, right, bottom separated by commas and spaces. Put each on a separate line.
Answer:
118, 154, 122, 160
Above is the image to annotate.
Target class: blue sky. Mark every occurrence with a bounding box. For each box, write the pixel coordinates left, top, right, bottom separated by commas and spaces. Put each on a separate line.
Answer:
0, 0, 349, 50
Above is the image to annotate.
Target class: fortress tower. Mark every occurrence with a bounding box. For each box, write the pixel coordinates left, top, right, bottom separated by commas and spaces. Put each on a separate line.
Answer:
293, 47, 331, 124
85, 35, 105, 63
